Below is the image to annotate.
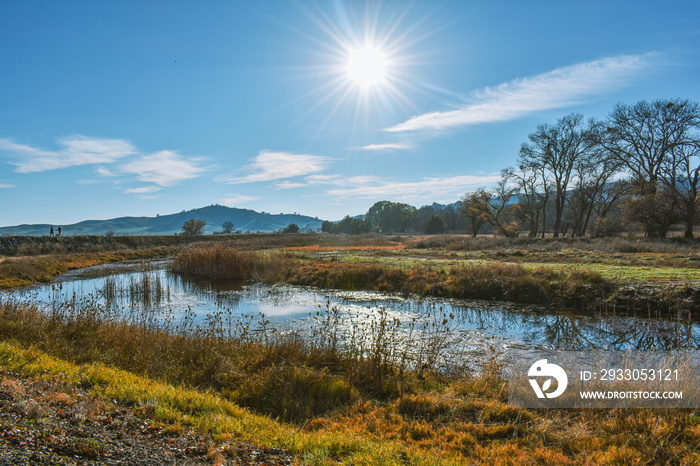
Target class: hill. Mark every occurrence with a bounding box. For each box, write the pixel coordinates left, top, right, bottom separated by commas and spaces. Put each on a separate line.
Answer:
0, 205, 324, 236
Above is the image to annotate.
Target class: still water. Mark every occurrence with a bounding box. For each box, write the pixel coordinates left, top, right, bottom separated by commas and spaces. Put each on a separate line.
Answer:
5, 261, 699, 365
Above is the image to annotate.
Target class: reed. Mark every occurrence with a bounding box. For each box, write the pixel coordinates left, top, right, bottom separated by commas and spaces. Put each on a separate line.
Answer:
171, 243, 258, 280
0, 289, 457, 421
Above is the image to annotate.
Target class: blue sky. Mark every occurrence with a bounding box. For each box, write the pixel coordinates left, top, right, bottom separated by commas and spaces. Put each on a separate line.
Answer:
1, 0, 699, 227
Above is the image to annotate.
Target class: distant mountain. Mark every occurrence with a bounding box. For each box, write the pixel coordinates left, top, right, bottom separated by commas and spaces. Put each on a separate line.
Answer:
0, 205, 325, 236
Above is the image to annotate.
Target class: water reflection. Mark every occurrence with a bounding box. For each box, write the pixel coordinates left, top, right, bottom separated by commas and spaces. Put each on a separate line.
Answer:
4, 263, 699, 361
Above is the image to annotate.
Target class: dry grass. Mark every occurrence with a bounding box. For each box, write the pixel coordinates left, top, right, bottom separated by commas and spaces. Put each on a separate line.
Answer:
0, 292, 439, 422
171, 243, 258, 280
170, 243, 699, 314
406, 234, 700, 254
2, 297, 698, 465
282, 244, 408, 252
2, 244, 700, 463
0, 249, 168, 289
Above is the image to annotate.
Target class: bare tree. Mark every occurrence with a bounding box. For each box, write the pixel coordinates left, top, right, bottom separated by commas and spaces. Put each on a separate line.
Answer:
221, 221, 235, 234
503, 166, 550, 238
591, 180, 631, 237
567, 143, 623, 237
598, 99, 700, 237
460, 191, 489, 237
519, 113, 596, 237
467, 181, 521, 238
601, 99, 700, 195
663, 140, 700, 238
181, 218, 206, 236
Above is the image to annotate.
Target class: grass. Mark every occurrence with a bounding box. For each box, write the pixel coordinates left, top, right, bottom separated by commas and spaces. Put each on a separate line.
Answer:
171, 242, 258, 280
171, 243, 628, 312
3, 235, 700, 463
0, 341, 434, 465
0, 248, 169, 289
2, 314, 698, 465
0, 291, 445, 421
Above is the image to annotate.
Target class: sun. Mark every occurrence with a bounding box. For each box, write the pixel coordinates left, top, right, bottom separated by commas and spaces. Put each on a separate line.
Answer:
346, 46, 388, 87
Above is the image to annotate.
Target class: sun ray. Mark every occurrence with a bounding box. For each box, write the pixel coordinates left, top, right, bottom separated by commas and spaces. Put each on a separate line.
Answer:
256, 1, 453, 146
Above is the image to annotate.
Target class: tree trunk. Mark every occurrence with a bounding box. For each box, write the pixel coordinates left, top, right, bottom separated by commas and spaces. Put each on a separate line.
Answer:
553, 194, 563, 238
541, 209, 547, 239
685, 222, 694, 239
685, 199, 695, 239
581, 202, 595, 237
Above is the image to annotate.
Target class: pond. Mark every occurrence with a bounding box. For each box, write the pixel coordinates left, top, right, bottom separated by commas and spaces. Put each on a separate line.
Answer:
4, 260, 699, 367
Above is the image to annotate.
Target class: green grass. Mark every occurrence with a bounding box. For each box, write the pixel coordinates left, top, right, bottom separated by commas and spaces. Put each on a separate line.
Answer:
3, 236, 700, 464
0, 248, 169, 289
279, 247, 700, 283
169, 243, 695, 313
0, 340, 458, 465
3, 339, 698, 465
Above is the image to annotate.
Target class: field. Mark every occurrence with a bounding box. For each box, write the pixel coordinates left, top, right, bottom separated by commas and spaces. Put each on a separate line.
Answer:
1, 233, 699, 464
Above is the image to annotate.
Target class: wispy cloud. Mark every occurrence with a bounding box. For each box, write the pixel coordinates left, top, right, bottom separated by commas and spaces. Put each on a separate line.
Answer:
327, 174, 501, 200
386, 53, 658, 132
219, 151, 333, 184
121, 151, 206, 186
361, 143, 412, 151
96, 167, 117, 177
0, 183, 14, 188
221, 194, 260, 206
274, 174, 382, 190
0, 135, 135, 173
123, 186, 163, 194
274, 181, 308, 189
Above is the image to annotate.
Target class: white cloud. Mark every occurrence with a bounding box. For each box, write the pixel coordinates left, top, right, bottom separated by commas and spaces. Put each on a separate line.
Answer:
361, 143, 412, 151
0, 135, 135, 173
121, 150, 206, 186
0, 183, 14, 188
275, 181, 308, 189
219, 151, 332, 184
386, 53, 657, 132
274, 174, 383, 190
96, 166, 117, 177
305, 174, 343, 184
221, 194, 260, 206
123, 186, 163, 194
327, 174, 501, 200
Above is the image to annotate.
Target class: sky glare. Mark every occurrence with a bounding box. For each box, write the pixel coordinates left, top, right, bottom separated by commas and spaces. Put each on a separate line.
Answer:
1, 0, 699, 226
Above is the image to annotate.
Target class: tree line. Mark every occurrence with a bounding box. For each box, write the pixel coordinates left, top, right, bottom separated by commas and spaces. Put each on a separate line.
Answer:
322, 200, 467, 235
464, 98, 700, 238
324, 98, 700, 239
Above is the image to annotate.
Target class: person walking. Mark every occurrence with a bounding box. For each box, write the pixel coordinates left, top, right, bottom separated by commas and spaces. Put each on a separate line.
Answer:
49, 226, 54, 236
57, 226, 62, 237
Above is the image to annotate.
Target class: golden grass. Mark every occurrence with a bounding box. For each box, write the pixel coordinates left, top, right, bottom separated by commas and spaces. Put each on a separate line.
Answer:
282, 244, 408, 252
0, 340, 471, 465
0, 248, 168, 289
4, 340, 698, 465
2, 237, 700, 463
169, 243, 700, 314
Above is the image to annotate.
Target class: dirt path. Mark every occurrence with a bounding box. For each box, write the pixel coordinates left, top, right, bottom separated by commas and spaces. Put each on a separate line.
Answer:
0, 370, 295, 465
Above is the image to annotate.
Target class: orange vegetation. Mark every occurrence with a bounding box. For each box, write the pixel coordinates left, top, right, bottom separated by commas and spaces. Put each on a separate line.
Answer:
282, 244, 408, 252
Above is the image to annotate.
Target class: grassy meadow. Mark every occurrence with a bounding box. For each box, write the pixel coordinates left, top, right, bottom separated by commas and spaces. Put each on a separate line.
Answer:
1, 233, 700, 464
